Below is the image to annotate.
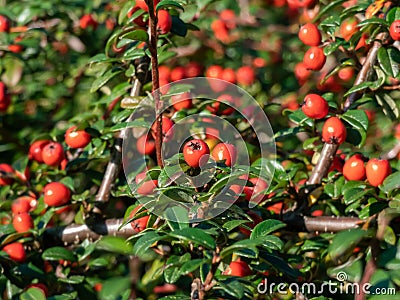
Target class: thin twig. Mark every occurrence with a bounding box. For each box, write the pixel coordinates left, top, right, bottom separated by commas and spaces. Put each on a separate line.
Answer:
381, 142, 400, 160
307, 143, 340, 185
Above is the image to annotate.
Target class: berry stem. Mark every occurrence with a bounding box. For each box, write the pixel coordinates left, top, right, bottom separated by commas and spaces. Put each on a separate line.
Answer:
307, 143, 339, 185
145, 0, 164, 168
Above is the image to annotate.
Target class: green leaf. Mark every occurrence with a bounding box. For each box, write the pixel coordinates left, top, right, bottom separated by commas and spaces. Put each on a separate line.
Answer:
342, 109, 369, 132
97, 236, 134, 255
386, 7, 400, 24
378, 47, 400, 77
21, 288, 46, 300
222, 220, 249, 232
42, 247, 76, 262
343, 187, 369, 205
170, 16, 187, 37
220, 239, 260, 259
118, 1, 136, 24
58, 275, 85, 284
314, 0, 348, 22
156, 0, 184, 11
381, 172, 400, 193
120, 29, 149, 42
99, 277, 131, 300
250, 220, 286, 239
260, 235, 284, 251
109, 119, 150, 132
358, 17, 389, 29
376, 93, 399, 121
179, 259, 206, 276
90, 68, 123, 93
288, 109, 313, 126
328, 229, 368, 261
133, 231, 162, 256
168, 228, 216, 249
165, 206, 189, 229
344, 81, 376, 97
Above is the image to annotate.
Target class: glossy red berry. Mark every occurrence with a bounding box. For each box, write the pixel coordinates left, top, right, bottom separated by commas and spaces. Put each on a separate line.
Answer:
0, 15, 10, 32
298, 23, 321, 46
294, 62, 312, 84
171, 92, 192, 110
12, 196, 37, 214
2, 242, 26, 263
0, 81, 11, 112
157, 10, 172, 34
130, 205, 150, 233
389, 20, 400, 41
322, 117, 347, 144
43, 182, 71, 207
135, 172, 158, 196
65, 126, 91, 149
236, 66, 256, 86
302, 94, 329, 119
80, 14, 98, 29
0, 163, 14, 186
151, 116, 174, 142
185, 62, 203, 78
343, 154, 366, 181
136, 134, 156, 155
207, 94, 235, 115
29, 140, 50, 163
211, 143, 237, 167
205, 65, 227, 92
183, 139, 210, 168
221, 68, 236, 83
42, 142, 65, 166
170, 66, 186, 82
303, 46, 326, 71
366, 158, 391, 187
239, 211, 262, 236
12, 212, 33, 233
340, 18, 358, 41
228, 260, 252, 277
243, 177, 268, 204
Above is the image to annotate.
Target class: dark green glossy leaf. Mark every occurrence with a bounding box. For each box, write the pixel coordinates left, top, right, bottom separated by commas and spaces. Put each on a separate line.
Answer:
168, 228, 216, 249
20, 288, 46, 300
156, 0, 184, 11
97, 236, 134, 255
133, 231, 162, 256
328, 229, 368, 261
381, 172, 400, 193
42, 247, 76, 262
250, 219, 286, 239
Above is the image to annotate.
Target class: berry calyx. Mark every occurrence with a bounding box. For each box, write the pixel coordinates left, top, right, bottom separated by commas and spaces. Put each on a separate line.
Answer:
322, 117, 347, 144
183, 139, 210, 168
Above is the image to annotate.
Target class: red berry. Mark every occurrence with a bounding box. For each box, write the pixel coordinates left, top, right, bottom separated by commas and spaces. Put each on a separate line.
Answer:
2, 242, 26, 263
211, 143, 237, 167
0, 163, 14, 186
287, 0, 316, 8
322, 117, 347, 144
389, 20, 400, 41
65, 126, 91, 149
220, 9, 236, 29
221, 68, 236, 84
42, 142, 65, 166
170, 66, 186, 82
239, 211, 262, 236
243, 177, 268, 204
343, 154, 366, 181
205, 65, 227, 92
340, 18, 358, 41
302, 94, 329, 119
183, 139, 210, 168
294, 62, 312, 84
157, 10, 172, 34
136, 134, 156, 155
135, 172, 158, 196
0, 15, 10, 32
303, 46, 326, 71
151, 116, 174, 142
207, 94, 235, 115
338, 67, 354, 82
298, 23, 321, 46
236, 66, 256, 86
228, 260, 252, 277
80, 14, 98, 29
0, 81, 11, 112
366, 158, 391, 187
130, 204, 150, 233
185, 62, 203, 78
12, 196, 37, 214
159, 65, 171, 81
171, 92, 192, 110
8, 43, 23, 53
29, 140, 50, 163
43, 182, 71, 207
12, 212, 33, 233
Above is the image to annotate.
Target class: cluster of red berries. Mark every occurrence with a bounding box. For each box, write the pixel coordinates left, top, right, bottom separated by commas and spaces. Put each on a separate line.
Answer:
211, 9, 237, 44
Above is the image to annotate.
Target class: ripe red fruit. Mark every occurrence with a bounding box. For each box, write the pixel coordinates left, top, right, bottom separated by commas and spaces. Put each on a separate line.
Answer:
43, 182, 71, 206
366, 158, 391, 187
228, 260, 252, 277
221, 68, 236, 83
205, 65, 227, 92
207, 94, 235, 115
29, 140, 50, 163
65, 126, 91, 149
303, 46, 326, 71
12, 196, 37, 214
26, 284, 48, 297
294, 62, 312, 84
0, 81, 11, 112
130, 204, 150, 233
343, 154, 366, 181
185, 62, 203, 78
211, 143, 237, 167
80, 14, 98, 29
340, 18, 358, 41
239, 211, 262, 236
322, 117, 347, 144
338, 67, 354, 82
302, 94, 329, 119
8, 43, 23, 53
42, 142, 65, 166
0, 15, 10, 32
158, 65, 171, 81
12, 212, 33, 233
136, 134, 156, 155
136, 172, 158, 196
183, 139, 210, 168
157, 10, 172, 34
389, 20, 400, 41
220, 9, 236, 29
0, 163, 14, 186
151, 116, 174, 142
236, 66, 256, 86
2, 242, 26, 263
298, 23, 321, 46
170, 66, 186, 82
171, 92, 192, 110
243, 177, 268, 204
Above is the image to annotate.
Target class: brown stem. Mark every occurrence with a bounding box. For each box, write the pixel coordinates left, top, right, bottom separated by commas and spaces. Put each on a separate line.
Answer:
307, 143, 340, 185
381, 142, 400, 160
145, 0, 163, 168
343, 32, 388, 112
284, 214, 362, 232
